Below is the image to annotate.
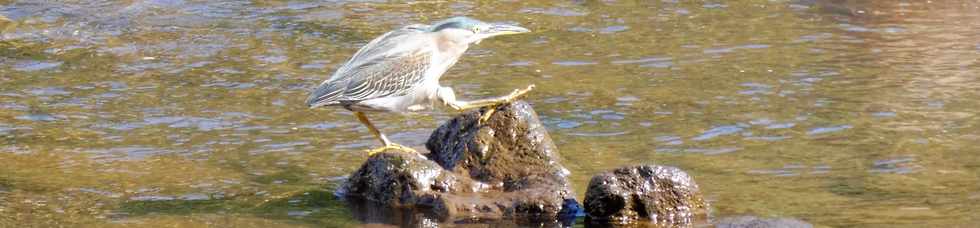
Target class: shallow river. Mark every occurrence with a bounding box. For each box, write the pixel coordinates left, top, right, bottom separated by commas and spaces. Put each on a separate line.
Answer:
1, 0, 979, 227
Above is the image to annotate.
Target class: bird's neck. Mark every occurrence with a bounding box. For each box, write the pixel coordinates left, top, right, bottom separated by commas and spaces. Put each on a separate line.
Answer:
434, 33, 469, 53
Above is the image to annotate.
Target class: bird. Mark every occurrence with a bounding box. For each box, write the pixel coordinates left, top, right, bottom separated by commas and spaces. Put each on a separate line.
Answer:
306, 16, 535, 155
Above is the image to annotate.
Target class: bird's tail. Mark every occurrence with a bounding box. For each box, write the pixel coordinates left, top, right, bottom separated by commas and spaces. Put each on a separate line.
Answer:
306, 81, 344, 108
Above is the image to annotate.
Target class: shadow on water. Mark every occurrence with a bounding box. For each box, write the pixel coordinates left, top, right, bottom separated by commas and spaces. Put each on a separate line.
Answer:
0, 177, 12, 193
344, 198, 581, 228
116, 182, 360, 227
116, 186, 578, 228
117, 192, 351, 227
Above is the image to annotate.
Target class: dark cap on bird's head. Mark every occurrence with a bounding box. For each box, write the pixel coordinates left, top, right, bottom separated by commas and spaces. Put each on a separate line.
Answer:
430, 17, 485, 32
428, 16, 531, 43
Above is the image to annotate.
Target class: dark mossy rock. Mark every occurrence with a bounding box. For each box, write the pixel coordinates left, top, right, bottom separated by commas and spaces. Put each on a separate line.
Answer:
338, 101, 579, 225
584, 165, 707, 226
336, 151, 462, 211
714, 216, 813, 228
426, 100, 572, 195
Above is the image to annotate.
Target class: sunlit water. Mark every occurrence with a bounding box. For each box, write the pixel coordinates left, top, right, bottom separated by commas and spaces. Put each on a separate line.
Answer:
1, 1, 979, 227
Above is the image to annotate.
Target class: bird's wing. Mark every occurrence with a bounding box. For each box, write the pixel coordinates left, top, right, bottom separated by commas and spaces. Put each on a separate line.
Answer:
339, 49, 432, 101
333, 24, 429, 78
306, 25, 433, 108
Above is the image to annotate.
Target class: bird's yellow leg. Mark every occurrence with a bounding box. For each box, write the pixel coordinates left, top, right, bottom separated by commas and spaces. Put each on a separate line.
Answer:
449, 84, 535, 122
365, 144, 416, 156
448, 84, 536, 110
354, 112, 417, 155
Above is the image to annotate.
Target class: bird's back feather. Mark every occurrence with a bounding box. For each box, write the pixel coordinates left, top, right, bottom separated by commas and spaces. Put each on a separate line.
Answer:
306, 25, 435, 108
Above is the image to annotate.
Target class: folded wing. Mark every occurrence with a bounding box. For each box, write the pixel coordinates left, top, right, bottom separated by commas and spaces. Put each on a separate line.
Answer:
306, 26, 433, 108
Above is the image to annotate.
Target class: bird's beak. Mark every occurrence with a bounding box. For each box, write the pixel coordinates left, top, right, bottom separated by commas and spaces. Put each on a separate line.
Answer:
483, 24, 531, 37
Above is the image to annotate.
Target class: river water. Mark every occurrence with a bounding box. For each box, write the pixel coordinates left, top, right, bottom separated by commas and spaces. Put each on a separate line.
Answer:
1, 0, 978, 227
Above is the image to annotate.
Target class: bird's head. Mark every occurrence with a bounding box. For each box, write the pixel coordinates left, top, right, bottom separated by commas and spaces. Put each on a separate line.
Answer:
428, 16, 531, 44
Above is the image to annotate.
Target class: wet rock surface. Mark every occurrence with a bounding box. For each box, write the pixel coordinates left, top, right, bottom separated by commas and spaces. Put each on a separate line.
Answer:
337, 101, 579, 225
584, 165, 707, 226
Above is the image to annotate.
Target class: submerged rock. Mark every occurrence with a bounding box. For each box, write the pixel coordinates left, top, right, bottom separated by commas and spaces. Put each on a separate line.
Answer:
714, 216, 813, 228
584, 165, 707, 226
338, 101, 579, 225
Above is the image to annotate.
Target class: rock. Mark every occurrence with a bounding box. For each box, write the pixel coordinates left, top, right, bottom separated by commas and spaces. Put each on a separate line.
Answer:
426, 101, 570, 188
584, 165, 707, 226
338, 101, 580, 225
336, 151, 461, 212
714, 216, 813, 228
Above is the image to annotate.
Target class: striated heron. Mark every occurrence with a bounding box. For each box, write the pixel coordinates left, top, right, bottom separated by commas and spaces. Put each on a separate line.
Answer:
306, 17, 534, 155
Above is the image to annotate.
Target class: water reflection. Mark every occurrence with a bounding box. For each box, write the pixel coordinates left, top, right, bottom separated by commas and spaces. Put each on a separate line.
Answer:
1, 0, 979, 227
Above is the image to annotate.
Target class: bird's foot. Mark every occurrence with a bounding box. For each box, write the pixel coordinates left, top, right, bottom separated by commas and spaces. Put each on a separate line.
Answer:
365, 143, 417, 156
479, 108, 496, 124
478, 84, 535, 124
503, 84, 536, 103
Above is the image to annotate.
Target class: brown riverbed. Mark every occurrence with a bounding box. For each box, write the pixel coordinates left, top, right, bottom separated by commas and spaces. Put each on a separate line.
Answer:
1, 0, 979, 227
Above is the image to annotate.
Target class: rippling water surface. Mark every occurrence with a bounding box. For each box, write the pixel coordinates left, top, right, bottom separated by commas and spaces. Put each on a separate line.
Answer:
2, 0, 978, 227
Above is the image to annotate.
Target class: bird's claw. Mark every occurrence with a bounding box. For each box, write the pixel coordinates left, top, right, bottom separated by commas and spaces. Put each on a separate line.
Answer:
449, 103, 464, 110
366, 143, 417, 156
477, 84, 536, 124
504, 84, 536, 103
479, 108, 496, 124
